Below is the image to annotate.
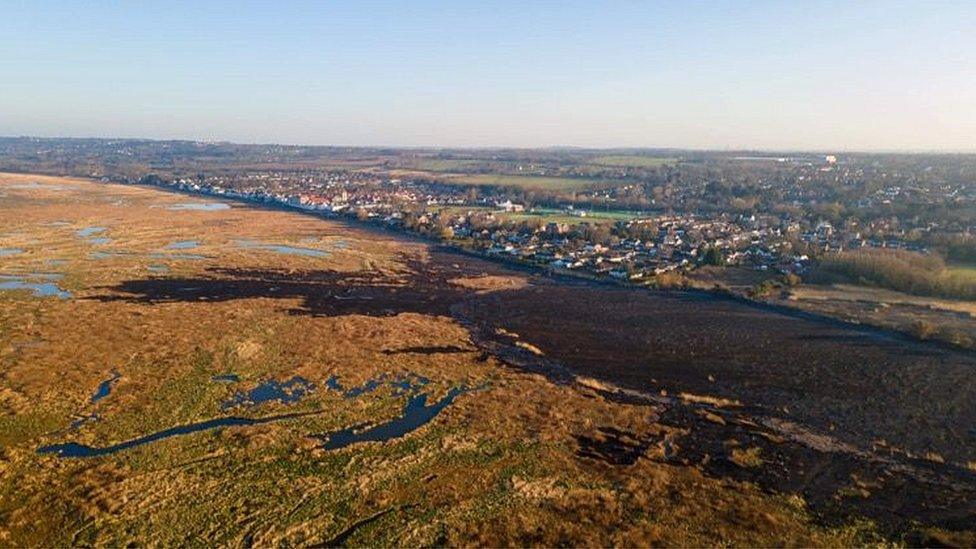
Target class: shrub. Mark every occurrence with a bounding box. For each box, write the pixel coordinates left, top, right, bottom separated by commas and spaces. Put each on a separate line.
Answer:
909, 320, 937, 340
700, 246, 725, 266
748, 280, 777, 298
653, 271, 687, 289
730, 447, 763, 468
935, 327, 974, 348
783, 272, 802, 286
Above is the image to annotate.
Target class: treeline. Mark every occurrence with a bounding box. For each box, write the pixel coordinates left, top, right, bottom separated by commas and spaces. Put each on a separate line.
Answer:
925, 233, 976, 263
816, 249, 976, 300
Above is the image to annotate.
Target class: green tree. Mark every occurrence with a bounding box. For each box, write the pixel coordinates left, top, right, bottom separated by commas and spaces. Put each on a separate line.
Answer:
701, 246, 725, 266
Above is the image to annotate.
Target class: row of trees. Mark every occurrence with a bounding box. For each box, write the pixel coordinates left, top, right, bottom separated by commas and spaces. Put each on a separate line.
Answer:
816, 248, 976, 300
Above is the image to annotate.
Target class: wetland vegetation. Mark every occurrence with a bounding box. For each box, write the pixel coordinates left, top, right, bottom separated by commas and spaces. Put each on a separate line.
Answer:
1, 172, 975, 546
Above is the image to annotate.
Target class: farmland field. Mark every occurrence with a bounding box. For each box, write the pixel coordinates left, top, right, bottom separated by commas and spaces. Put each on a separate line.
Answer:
445, 174, 615, 191
436, 205, 643, 225
501, 207, 642, 224
1, 173, 975, 546
409, 159, 488, 172
949, 263, 976, 282
590, 155, 677, 168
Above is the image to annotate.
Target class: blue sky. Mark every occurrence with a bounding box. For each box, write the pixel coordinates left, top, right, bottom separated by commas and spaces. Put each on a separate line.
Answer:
1, 1, 974, 150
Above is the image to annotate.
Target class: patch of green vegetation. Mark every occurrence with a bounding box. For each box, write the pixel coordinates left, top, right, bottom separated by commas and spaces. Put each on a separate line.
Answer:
0, 409, 69, 447
85, 350, 233, 448
510, 207, 639, 223
436, 205, 641, 225
947, 263, 976, 283
504, 213, 628, 225
590, 155, 677, 168
411, 159, 486, 172
448, 174, 612, 191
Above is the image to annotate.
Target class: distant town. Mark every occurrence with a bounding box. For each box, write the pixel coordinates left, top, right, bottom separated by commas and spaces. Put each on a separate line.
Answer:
134, 159, 973, 286
3, 137, 975, 291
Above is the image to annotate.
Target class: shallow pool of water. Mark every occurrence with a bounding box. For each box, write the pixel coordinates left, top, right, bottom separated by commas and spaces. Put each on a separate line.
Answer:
169, 203, 230, 211
223, 376, 315, 408
235, 239, 329, 258
36, 372, 469, 458
0, 248, 24, 257
267, 245, 328, 257
212, 373, 241, 383
91, 372, 121, 403
0, 274, 71, 299
2, 272, 63, 280
167, 240, 200, 249
90, 251, 128, 260
76, 226, 106, 238
150, 252, 207, 261
318, 387, 466, 450
38, 411, 315, 458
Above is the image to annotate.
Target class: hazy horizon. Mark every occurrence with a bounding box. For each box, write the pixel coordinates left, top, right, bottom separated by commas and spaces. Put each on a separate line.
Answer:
3, 1, 975, 151
6, 133, 976, 156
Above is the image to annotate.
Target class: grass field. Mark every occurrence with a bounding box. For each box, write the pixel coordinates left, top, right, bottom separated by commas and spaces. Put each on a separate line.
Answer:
502, 207, 641, 224
445, 174, 614, 191
410, 159, 487, 172
436, 205, 642, 225
590, 155, 677, 168
948, 263, 976, 283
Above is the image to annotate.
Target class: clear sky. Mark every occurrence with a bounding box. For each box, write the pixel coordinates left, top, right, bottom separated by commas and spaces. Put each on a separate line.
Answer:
2, 0, 974, 150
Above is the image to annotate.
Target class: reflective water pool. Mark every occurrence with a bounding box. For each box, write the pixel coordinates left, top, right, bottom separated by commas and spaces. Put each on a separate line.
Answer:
318, 387, 466, 450
149, 252, 207, 261
76, 226, 106, 238
223, 376, 315, 408
0, 274, 71, 299
212, 373, 241, 383
90, 251, 129, 260
169, 203, 231, 211
38, 373, 470, 458
235, 239, 329, 258
91, 372, 121, 403
38, 411, 316, 458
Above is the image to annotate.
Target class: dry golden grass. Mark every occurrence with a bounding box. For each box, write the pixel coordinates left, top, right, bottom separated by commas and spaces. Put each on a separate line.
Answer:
0, 173, 896, 546
448, 274, 529, 293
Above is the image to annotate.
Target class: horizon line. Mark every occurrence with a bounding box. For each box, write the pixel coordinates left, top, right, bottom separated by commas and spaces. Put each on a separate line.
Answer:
4, 134, 976, 156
